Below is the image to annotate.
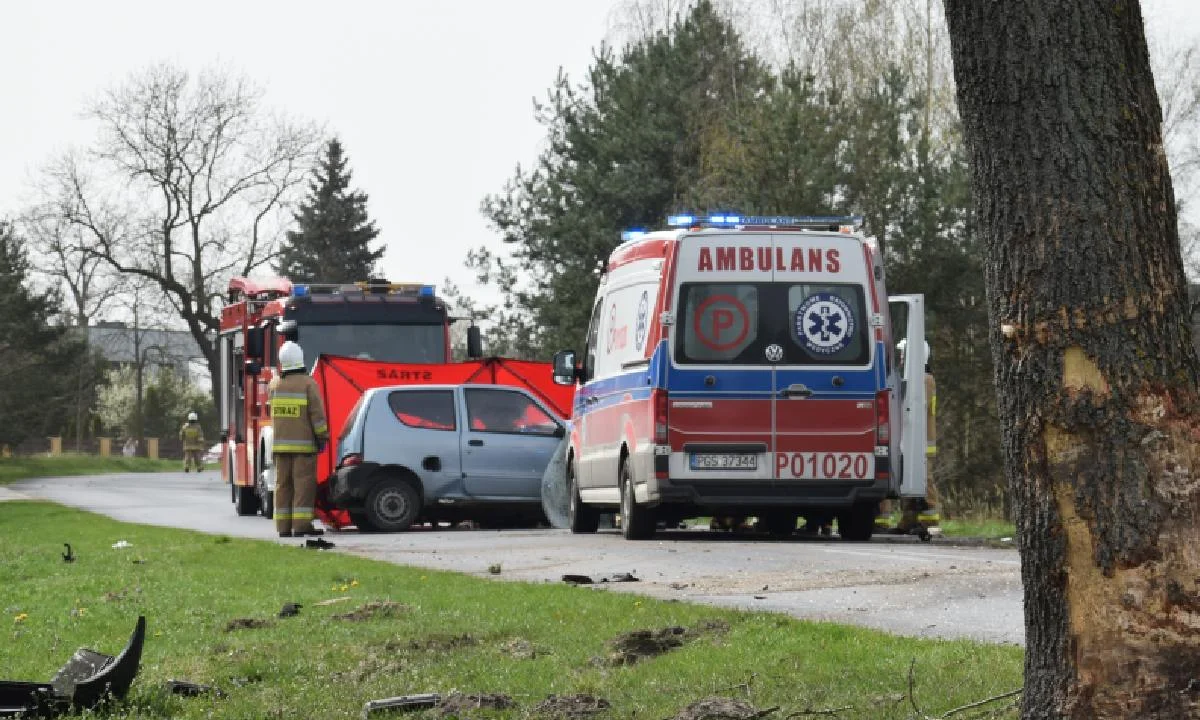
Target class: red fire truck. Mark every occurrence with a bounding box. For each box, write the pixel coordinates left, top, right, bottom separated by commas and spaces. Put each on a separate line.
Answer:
218, 277, 475, 517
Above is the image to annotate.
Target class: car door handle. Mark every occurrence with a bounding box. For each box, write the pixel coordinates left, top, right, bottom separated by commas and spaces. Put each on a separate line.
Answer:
468, 439, 484, 447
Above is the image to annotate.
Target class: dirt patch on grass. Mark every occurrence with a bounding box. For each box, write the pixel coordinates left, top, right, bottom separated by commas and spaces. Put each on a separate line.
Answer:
331, 600, 409, 621
437, 692, 516, 717
607, 626, 688, 665
224, 617, 272, 632
531, 694, 611, 718
406, 633, 479, 652
672, 697, 775, 720
605, 621, 730, 666
499, 637, 542, 660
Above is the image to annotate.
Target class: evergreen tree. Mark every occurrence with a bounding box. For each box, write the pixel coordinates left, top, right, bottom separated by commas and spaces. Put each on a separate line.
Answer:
0, 221, 82, 448
276, 139, 383, 283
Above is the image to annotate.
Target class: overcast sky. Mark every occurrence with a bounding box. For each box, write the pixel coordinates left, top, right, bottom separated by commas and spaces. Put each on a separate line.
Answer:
1, 0, 1198, 313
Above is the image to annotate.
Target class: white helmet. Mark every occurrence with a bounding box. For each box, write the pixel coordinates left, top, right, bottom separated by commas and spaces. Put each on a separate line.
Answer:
279, 341, 305, 372
896, 338, 930, 361
187, 411, 198, 422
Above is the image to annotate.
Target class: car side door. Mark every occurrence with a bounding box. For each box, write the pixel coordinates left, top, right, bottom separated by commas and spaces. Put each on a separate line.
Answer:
460, 387, 563, 499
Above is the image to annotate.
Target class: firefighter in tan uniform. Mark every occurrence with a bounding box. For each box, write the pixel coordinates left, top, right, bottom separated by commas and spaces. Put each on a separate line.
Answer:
180, 412, 205, 472
270, 341, 330, 538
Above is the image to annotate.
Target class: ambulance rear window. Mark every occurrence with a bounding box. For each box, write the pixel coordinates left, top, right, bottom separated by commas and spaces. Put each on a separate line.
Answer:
676, 282, 869, 366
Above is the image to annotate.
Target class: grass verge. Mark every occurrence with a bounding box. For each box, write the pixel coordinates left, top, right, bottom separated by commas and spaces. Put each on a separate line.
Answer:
0, 455, 180, 485
939, 517, 1016, 541
0, 502, 1023, 719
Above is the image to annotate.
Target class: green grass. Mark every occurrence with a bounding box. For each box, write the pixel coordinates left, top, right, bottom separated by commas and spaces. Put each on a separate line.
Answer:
0, 455, 180, 485
939, 517, 1016, 541
0, 502, 1023, 719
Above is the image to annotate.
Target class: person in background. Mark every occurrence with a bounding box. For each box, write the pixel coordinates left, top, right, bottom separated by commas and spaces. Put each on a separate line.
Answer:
180, 412, 205, 472
269, 341, 330, 538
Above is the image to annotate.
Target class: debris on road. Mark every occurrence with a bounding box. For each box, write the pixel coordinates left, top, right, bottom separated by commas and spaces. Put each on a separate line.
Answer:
62, 543, 75, 562
278, 603, 302, 618
488, 563, 502, 574
111, 540, 132, 549
305, 538, 336, 550
561, 572, 640, 585
532, 694, 611, 718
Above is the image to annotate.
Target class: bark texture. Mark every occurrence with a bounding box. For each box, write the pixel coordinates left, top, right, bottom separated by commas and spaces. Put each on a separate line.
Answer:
944, 2, 1200, 718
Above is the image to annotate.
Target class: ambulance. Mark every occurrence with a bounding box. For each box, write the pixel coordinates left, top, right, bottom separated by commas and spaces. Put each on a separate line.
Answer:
552, 214, 927, 541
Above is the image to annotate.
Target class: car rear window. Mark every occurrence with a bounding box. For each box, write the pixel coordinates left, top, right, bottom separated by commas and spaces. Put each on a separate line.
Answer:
676, 282, 869, 366
387, 390, 456, 431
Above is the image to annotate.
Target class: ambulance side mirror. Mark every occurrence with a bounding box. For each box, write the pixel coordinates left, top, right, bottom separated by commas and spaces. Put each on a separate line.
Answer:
466, 325, 484, 359
552, 350, 578, 386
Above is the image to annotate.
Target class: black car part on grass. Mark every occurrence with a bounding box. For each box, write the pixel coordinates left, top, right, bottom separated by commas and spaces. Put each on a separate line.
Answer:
0, 616, 146, 718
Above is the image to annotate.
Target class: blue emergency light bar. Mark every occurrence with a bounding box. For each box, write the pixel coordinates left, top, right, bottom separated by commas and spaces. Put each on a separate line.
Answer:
666, 213, 864, 229
292, 284, 310, 298
419, 285, 436, 297
621, 229, 648, 242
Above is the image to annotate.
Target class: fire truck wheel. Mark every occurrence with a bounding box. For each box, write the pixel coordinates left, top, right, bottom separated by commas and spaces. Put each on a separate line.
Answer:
837, 503, 876, 542
619, 459, 655, 540
567, 459, 599, 534
235, 486, 260, 517
364, 477, 420, 533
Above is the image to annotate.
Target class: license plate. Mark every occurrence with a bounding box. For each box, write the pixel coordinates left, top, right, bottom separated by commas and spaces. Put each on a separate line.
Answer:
775, 452, 874, 480
690, 453, 758, 470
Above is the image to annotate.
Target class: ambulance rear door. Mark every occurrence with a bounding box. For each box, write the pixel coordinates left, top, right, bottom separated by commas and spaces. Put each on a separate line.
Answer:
669, 232, 776, 482
887, 294, 927, 498
771, 233, 878, 484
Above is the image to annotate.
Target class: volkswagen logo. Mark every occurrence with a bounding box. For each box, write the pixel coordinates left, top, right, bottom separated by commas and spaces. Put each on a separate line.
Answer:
765, 344, 784, 362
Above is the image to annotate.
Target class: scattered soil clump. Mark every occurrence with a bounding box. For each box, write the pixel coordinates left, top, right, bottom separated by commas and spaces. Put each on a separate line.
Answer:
532, 694, 611, 718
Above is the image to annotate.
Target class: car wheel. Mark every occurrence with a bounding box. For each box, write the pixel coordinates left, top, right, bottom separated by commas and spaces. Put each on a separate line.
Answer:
619, 459, 655, 540
567, 459, 599, 534
364, 477, 420, 533
258, 471, 274, 519
837, 503, 876, 542
235, 485, 259, 517
349, 511, 377, 532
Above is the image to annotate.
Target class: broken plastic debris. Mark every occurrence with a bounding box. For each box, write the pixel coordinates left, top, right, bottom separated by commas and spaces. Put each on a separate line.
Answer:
111, 541, 132, 549
1000, 537, 1013, 542
361, 693, 440, 718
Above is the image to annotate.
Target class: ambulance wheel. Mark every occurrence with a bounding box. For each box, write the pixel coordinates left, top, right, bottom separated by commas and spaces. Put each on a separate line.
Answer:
567, 459, 599, 534
619, 460, 655, 540
762, 512, 797, 538
837, 503, 876, 542
235, 486, 260, 516
364, 478, 420, 533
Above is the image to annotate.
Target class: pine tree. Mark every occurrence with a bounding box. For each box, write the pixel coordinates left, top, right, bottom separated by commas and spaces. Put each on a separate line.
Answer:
276, 139, 383, 283
0, 221, 82, 448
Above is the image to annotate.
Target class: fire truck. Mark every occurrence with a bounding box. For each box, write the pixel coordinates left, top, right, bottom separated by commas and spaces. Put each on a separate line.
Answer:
218, 276, 479, 517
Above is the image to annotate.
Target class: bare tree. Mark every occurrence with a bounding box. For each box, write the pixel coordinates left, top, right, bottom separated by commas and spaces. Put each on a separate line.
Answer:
39, 64, 321, 403
945, 1, 1200, 716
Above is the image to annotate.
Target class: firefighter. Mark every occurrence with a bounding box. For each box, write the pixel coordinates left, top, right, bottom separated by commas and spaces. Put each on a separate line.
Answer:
180, 412, 205, 472
269, 341, 330, 538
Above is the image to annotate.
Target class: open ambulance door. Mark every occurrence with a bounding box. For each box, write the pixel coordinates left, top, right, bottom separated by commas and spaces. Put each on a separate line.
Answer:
887, 294, 927, 499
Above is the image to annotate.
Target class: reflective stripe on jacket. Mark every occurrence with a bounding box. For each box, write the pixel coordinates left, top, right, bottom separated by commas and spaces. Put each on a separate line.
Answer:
269, 373, 329, 454
180, 424, 205, 451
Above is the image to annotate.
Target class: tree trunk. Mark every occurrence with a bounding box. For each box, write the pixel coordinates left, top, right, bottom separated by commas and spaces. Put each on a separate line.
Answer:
944, 2, 1200, 718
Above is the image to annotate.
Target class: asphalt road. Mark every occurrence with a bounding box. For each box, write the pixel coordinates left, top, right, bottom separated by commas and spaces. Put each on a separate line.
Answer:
8, 471, 1024, 645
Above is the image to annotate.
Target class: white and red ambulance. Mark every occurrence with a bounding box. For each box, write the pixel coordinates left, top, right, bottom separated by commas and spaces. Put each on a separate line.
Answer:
552, 214, 927, 540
